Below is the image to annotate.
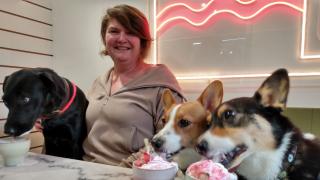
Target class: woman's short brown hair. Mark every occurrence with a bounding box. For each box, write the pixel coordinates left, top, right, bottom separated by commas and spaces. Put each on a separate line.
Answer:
100, 4, 152, 60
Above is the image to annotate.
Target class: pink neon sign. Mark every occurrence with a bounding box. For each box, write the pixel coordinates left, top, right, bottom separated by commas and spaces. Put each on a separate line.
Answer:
157, 0, 304, 34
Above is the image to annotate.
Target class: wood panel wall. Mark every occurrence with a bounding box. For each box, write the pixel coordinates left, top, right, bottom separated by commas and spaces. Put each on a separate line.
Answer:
0, 0, 52, 153
284, 108, 320, 137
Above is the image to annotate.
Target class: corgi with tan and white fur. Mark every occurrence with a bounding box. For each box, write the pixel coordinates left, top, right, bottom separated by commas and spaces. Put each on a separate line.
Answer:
151, 80, 223, 165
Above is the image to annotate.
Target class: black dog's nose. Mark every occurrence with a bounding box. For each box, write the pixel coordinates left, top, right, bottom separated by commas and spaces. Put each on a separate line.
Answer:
196, 140, 208, 155
4, 127, 17, 136
151, 138, 164, 150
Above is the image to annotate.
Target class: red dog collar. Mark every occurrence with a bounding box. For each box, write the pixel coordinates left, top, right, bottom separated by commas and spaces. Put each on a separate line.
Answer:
40, 80, 77, 120
59, 81, 77, 114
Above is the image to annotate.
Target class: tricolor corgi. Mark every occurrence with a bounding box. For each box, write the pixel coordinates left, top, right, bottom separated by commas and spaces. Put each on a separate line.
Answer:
196, 69, 320, 180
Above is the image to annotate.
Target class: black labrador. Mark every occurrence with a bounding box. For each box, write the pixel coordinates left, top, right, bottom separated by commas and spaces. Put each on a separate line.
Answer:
2, 68, 88, 160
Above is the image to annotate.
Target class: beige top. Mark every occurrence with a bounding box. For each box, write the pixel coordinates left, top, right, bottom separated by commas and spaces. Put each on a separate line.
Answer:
82, 64, 184, 165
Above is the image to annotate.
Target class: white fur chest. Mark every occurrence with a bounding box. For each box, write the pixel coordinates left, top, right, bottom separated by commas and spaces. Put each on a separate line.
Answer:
237, 133, 292, 180
237, 152, 282, 180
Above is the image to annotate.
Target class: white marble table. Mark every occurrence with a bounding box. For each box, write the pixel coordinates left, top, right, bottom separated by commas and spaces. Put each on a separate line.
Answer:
0, 152, 133, 180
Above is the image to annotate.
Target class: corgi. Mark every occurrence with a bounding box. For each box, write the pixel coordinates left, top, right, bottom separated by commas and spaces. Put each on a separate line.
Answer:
151, 80, 223, 169
196, 69, 320, 180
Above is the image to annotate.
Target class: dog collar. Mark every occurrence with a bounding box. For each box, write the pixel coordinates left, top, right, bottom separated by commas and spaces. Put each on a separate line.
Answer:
277, 144, 298, 179
59, 81, 77, 114
41, 79, 77, 119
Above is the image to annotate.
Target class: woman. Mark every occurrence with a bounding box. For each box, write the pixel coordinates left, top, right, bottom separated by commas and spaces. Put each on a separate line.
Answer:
82, 4, 185, 167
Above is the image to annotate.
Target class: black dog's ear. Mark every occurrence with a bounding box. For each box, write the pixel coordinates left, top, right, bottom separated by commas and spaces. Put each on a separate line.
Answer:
254, 69, 289, 110
2, 76, 9, 92
35, 68, 65, 98
35, 68, 56, 84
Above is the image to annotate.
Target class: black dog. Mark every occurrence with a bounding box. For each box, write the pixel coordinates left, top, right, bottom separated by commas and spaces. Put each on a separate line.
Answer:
196, 69, 320, 180
2, 68, 88, 160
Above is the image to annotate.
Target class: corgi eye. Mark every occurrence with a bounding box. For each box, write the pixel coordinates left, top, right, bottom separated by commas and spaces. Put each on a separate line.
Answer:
161, 117, 167, 124
178, 119, 191, 128
222, 110, 236, 122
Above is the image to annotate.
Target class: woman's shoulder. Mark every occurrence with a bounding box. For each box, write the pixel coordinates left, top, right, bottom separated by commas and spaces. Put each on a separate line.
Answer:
149, 63, 169, 70
139, 64, 185, 96
88, 68, 113, 94
147, 64, 174, 75
141, 64, 175, 81
93, 68, 113, 84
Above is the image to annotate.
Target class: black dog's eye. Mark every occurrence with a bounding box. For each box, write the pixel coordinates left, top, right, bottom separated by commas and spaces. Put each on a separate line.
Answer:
222, 110, 236, 122
178, 119, 191, 128
2, 96, 8, 106
2, 100, 8, 106
22, 97, 31, 104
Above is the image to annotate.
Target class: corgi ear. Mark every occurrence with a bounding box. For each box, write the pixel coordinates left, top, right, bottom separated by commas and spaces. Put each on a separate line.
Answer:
254, 69, 289, 110
162, 89, 176, 111
197, 80, 223, 112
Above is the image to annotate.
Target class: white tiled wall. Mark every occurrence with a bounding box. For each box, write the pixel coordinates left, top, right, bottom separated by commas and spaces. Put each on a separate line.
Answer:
0, 0, 52, 152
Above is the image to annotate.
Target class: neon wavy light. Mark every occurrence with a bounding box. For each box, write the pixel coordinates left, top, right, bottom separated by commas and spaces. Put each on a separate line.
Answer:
299, 0, 320, 59
157, 0, 257, 19
176, 72, 320, 80
157, 1, 304, 32
156, 0, 215, 18
236, 0, 256, 5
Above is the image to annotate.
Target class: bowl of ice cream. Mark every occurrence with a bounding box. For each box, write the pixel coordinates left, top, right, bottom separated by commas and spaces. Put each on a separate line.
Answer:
0, 137, 30, 166
132, 152, 178, 180
185, 160, 237, 180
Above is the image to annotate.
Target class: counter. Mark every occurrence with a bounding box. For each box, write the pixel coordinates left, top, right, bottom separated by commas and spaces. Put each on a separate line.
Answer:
0, 152, 133, 180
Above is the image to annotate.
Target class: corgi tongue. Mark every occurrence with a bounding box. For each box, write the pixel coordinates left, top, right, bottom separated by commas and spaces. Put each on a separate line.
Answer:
218, 144, 248, 168
210, 153, 239, 173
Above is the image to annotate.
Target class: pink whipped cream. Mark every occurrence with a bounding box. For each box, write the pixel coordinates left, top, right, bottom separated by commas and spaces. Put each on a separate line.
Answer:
186, 160, 237, 180
139, 156, 177, 170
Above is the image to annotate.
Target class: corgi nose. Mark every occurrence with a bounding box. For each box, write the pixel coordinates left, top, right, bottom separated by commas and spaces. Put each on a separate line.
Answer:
151, 138, 164, 150
196, 140, 208, 155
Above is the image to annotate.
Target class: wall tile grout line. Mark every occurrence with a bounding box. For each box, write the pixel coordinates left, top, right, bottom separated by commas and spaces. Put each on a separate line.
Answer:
22, 0, 52, 11
0, 28, 53, 41
30, 145, 44, 149
0, 64, 31, 69
0, 131, 42, 138
0, 10, 52, 26
0, 47, 53, 57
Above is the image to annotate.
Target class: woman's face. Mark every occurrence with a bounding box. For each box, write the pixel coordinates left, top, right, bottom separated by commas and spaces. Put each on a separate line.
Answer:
105, 19, 141, 64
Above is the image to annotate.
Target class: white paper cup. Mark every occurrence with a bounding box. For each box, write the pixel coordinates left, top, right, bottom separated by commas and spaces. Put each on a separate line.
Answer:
132, 162, 178, 180
0, 137, 30, 166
